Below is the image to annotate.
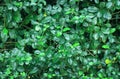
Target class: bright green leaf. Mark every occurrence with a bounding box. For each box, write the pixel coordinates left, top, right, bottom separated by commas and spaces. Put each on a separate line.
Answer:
56, 31, 62, 37
110, 28, 116, 33
63, 27, 70, 32
78, 71, 83, 76
2, 28, 8, 35
102, 44, 110, 49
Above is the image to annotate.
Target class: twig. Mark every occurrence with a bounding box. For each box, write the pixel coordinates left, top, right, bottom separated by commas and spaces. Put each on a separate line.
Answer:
87, 50, 95, 56
112, 10, 120, 15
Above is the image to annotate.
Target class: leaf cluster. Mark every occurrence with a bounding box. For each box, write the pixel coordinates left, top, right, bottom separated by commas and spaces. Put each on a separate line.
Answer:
0, 0, 120, 79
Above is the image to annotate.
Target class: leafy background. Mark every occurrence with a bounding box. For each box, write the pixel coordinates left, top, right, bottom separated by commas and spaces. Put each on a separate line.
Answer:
0, 0, 120, 79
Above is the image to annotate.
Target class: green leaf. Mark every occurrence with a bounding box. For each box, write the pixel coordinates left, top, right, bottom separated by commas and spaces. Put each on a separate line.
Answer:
34, 50, 40, 54
20, 72, 26, 77
105, 59, 112, 64
98, 73, 103, 78
64, 34, 70, 40
97, 12, 102, 18
93, 33, 99, 40
31, 0, 37, 3
26, 56, 32, 61
103, 11, 112, 20
1, 28, 9, 42
94, 0, 99, 4
79, 15, 86, 22
78, 71, 83, 76
71, 16, 79, 21
9, 30, 16, 39
24, 14, 33, 24
13, 2, 23, 7
35, 25, 41, 31
65, 8, 74, 14
56, 31, 62, 37
39, 52, 45, 57
48, 74, 52, 79
68, 58, 73, 65
106, 2, 113, 9
2, 28, 8, 35
5, 68, 11, 75
25, 53, 32, 62
110, 28, 116, 33
89, 62, 94, 65
31, 0, 37, 5
29, 67, 38, 74
13, 11, 22, 23
73, 42, 79, 47
10, 76, 14, 79
99, 2, 106, 8
92, 17, 97, 25
63, 27, 70, 32
88, 6, 98, 13
108, 36, 115, 43
17, 66, 24, 72
94, 26, 100, 32
83, 22, 89, 27
102, 44, 110, 49
102, 28, 110, 34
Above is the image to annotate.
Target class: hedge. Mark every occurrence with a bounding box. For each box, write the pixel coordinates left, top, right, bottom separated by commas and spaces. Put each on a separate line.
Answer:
0, 0, 120, 79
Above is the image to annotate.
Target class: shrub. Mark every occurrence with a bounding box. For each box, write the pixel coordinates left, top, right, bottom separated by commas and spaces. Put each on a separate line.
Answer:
0, 0, 120, 79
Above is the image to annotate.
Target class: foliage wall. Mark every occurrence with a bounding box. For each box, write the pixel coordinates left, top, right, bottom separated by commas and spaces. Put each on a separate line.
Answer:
0, 0, 120, 79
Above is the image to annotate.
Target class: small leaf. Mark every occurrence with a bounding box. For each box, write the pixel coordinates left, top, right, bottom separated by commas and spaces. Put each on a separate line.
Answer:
9, 30, 16, 39
93, 33, 99, 40
110, 28, 116, 33
71, 16, 79, 21
89, 62, 94, 65
13, 11, 22, 23
68, 58, 73, 65
64, 34, 70, 40
83, 22, 89, 27
100, 33, 107, 43
39, 53, 45, 56
14, 2, 23, 7
48, 74, 52, 78
94, 0, 99, 4
34, 50, 40, 54
105, 59, 112, 64
26, 56, 32, 61
2, 28, 8, 35
102, 28, 110, 34
88, 6, 98, 13
106, 2, 113, 9
97, 12, 102, 18
56, 31, 62, 37
79, 15, 86, 22
102, 44, 110, 49
63, 27, 70, 32
103, 11, 112, 20
65, 8, 74, 14
98, 73, 103, 78
35, 26, 41, 31
1, 28, 9, 42
92, 17, 97, 25
5, 68, 11, 75
73, 42, 79, 47
78, 71, 83, 76
20, 72, 26, 77
29, 67, 38, 74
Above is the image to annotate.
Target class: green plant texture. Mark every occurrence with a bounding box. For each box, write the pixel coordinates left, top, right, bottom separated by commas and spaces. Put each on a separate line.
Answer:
0, 0, 120, 79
